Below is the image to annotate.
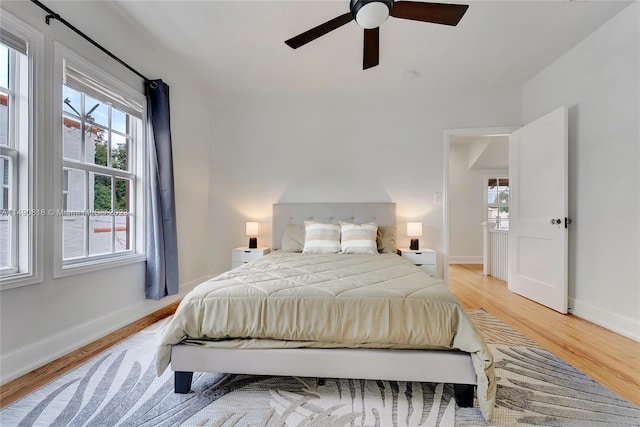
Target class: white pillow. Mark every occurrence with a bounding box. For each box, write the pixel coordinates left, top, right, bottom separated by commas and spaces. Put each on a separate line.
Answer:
340, 222, 378, 254
281, 224, 305, 253
377, 226, 397, 254
302, 221, 341, 254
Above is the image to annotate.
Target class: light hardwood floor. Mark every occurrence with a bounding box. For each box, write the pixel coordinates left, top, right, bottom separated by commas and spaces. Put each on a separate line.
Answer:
1, 265, 638, 409
0, 301, 180, 408
448, 264, 640, 407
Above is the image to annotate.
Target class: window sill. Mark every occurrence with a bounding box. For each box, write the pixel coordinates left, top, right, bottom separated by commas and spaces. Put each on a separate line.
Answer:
53, 253, 146, 279
0, 270, 43, 291
490, 228, 510, 232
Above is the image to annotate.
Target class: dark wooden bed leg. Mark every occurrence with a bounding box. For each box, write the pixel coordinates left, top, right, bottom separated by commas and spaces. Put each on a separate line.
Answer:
174, 371, 193, 394
316, 377, 326, 386
453, 384, 475, 407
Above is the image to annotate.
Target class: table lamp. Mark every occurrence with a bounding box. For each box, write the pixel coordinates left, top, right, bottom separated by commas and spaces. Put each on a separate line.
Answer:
407, 222, 422, 250
246, 221, 260, 249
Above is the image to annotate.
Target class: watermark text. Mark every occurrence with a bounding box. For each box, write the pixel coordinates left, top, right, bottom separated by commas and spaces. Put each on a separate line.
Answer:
0, 209, 130, 217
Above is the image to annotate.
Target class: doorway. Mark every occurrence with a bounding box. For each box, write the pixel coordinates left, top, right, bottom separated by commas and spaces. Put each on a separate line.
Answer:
444, 107, 569, 314
442, 127, 518, 285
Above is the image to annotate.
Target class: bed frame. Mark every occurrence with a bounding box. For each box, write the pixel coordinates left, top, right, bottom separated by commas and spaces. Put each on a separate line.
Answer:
171, 202, 477, 407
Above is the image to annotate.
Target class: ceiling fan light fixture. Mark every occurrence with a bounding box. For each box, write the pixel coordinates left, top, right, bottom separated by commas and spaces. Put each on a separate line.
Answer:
351, 0, 393, 29
286, 0, 468, 70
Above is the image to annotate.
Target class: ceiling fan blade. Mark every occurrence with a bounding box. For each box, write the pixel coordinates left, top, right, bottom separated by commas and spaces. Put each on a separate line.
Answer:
285, 12, 354, 49
390, 2, 469, 26
363, 27, 379, 70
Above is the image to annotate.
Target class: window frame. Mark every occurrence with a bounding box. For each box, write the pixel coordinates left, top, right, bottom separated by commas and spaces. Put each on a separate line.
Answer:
0, 13, 43, 290
484, 175, 510, 231
53, 43, 146, 279
0, 149, 18, 273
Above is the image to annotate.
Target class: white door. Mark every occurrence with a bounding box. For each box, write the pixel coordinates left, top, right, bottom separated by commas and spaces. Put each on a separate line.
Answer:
508, 106, 568, 313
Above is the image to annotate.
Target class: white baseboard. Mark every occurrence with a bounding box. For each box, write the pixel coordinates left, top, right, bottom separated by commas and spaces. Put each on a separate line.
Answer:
569, 297, 640, 342
449, 256, 483, 265
0, 274, 208, 385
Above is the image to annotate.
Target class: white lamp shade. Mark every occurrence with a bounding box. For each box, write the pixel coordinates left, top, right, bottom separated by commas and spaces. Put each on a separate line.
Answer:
245, 222, 260, 237
354, 2, 390, 29
407, 222, 423, 237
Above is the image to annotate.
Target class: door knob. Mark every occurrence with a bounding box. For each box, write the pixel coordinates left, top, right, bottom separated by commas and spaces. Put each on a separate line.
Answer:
550, 218, 561, 225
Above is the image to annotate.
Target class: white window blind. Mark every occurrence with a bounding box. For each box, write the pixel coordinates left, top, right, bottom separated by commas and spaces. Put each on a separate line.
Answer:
0, 28, 27, 55
64, 61, 143, 118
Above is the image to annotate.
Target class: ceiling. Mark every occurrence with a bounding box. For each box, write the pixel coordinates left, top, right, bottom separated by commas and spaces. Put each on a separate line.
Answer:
107, 0, 632, 95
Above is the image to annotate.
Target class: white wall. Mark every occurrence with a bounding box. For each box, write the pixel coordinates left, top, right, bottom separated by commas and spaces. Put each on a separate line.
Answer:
449, 142, 507, 264
207, 88, 522, 277
523, 3, 640, 340
0, 1, 212, 383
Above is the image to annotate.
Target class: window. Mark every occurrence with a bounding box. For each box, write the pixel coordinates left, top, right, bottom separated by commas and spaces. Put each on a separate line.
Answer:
487, 177, 509, 230
0, 41, 24, 273
0, 20, 41, 288
55, 44, 145, 275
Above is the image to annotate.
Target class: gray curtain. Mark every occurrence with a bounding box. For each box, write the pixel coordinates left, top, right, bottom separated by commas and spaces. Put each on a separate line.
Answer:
145, 79, 179, 299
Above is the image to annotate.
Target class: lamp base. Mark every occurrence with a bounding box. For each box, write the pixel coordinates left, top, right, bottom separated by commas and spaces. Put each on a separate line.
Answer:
410, 238, 419, 251
248, 237, 257, 249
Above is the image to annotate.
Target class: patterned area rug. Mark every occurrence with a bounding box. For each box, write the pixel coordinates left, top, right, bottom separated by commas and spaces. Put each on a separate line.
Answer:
2, 310, 639, 426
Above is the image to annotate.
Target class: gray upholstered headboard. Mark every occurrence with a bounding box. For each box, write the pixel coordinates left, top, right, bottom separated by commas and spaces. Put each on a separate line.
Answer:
272, 202, 396, 249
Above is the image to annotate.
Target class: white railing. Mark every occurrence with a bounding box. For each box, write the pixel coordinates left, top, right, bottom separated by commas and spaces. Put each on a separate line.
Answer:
482, 222, 509, 282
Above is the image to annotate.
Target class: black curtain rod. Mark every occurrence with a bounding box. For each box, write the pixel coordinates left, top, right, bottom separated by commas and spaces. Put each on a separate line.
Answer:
30, 0, 150, 82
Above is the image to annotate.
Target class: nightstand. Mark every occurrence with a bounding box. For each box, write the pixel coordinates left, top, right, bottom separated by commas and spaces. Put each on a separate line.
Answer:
231, 247, 270, 269
398, 248, 437, 277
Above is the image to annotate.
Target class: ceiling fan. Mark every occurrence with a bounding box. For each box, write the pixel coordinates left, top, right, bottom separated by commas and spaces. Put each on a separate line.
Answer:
285, 0, 469, 70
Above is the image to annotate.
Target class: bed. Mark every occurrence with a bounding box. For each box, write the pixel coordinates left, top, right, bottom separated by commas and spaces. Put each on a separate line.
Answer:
156, 202, 495, 421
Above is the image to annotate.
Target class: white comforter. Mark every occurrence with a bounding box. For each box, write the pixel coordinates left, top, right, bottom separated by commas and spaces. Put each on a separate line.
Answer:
157, 252, 495, 420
